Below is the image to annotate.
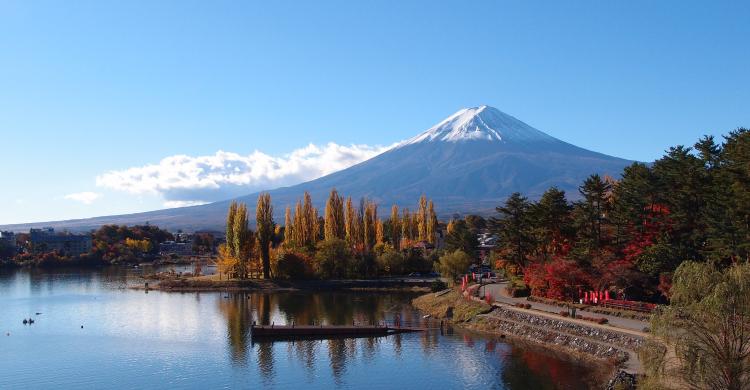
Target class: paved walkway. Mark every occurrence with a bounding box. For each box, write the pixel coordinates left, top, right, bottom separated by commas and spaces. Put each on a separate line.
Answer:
481, 282, 650, 333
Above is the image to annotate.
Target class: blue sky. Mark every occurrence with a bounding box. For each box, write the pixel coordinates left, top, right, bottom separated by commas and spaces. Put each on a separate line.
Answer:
1, 1, 748, 224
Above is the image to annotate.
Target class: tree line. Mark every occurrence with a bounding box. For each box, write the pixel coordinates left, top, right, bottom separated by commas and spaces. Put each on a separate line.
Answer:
217, 190, 440, 280
487, 128, 749, 302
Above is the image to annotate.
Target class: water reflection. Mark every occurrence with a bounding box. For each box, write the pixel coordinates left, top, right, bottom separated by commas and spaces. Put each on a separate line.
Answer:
1, 268, 604, 389
219, 291, 421, 384
217, 294, 252, 365
213, 290, 604, 389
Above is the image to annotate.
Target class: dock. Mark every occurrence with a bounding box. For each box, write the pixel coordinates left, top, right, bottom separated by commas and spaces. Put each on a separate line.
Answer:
250, 324, 425, 339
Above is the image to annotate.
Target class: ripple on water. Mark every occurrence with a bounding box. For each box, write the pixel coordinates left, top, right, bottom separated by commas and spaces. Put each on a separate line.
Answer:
0, 267, 602, 389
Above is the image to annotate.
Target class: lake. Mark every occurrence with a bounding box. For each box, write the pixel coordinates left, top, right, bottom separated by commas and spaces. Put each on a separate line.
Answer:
0, 267, 603, 389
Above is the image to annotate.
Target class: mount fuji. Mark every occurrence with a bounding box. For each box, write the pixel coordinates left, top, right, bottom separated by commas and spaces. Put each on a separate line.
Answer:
2, 106, 634, 231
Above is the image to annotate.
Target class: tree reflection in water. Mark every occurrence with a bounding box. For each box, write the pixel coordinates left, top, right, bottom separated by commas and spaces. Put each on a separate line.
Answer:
217, 293, 252, 365
256, 341, 275, 383
288, 338, 318, 381
500, 343, 606, 389
215, 291, 602, 389
218, 291, 420, 381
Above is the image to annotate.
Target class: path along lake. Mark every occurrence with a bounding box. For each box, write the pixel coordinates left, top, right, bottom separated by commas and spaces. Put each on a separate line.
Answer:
0, 267, 604, 389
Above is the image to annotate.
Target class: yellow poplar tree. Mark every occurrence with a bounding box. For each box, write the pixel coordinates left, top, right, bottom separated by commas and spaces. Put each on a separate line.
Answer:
226, 201, 238, 258
427, 199, 438, 244
232, 203, 252, 279
447, 219, 456, 234
293, 199, 304, 247
376, 219, 384, 245
411, 213, 420, 242
363, 201, 377, 252
256, 192, 274, 279
294, 192, 318, 248
217, 243, 237, 279
390, 205, 401, 250
417, 195, 428, 241
304, 192, 319, 247
345, 197, 357, 247
401, 208, 412, 245
324, 189, 346, 240
283, 206, 293, 247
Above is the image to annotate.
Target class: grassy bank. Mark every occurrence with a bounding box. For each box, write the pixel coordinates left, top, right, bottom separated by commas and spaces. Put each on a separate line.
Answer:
412, 289, 492, 322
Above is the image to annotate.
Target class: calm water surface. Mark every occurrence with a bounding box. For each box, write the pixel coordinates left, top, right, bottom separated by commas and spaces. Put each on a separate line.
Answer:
0, 267, 603, 389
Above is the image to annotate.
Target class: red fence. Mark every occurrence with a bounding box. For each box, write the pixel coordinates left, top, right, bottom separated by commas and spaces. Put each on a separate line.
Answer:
600, 299, 656, 313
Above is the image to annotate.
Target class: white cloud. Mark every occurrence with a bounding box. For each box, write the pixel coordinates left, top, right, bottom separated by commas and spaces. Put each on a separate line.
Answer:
95, 142, 392, 204
64, 192, 102, 204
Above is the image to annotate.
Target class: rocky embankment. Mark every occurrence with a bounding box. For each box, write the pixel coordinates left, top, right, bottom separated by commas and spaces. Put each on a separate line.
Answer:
413, 289, 645, 378
473, 307, 642, 363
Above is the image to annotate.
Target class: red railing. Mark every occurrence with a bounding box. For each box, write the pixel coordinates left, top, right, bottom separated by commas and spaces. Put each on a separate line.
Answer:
600, 299, 656, 313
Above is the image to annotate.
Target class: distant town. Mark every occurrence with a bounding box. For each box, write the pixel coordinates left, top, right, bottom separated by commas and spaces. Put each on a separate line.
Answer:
0, 226, 225, 267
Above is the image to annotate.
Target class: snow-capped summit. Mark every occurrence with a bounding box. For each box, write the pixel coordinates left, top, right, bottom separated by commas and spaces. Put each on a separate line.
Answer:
402, 105, 555, 146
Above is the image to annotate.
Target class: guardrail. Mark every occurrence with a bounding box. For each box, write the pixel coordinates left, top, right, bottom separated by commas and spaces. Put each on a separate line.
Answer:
600, 299, 656, 313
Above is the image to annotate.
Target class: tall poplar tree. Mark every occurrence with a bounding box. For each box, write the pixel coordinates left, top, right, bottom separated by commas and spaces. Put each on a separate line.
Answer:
256, 193, 274, 279
226, 201, 238, 257
363, 201, 377, 252
232, 202, 252, 279
376, 219, 384, 245
417, 195, 428, 241
324, 189, 346, 240
401, 208, 412, 243
283, 206, 293, 247
389, 205, 401, 249
293, 199, 304, 247
427, 200, 438, 244
295, 192, 318, 248
345, 197, 357, 247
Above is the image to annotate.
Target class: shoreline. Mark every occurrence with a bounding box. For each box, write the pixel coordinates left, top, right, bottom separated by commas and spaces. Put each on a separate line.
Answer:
136, 275, 434, 293
412, 289, 646, 387
0, 255, 203, 269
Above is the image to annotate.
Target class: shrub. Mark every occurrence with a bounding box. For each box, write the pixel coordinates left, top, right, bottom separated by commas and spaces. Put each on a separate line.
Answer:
275, 252, 313, 280
430, 279, 448, 292
404, 247, 434, 274
377, 249, 406, 276
506, 285, 531, 297
314, 238, 351, 278
436, 250, 473, 283
505, 276, 530, 297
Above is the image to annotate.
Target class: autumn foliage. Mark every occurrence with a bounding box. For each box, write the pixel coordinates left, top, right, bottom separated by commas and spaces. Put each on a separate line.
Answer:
491, 129, 750, 303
